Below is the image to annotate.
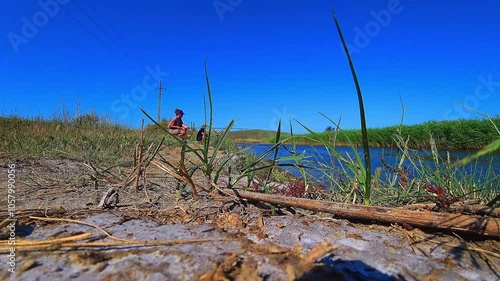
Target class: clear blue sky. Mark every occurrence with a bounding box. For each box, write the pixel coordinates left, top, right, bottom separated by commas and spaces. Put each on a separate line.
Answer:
2, 0, 499, 133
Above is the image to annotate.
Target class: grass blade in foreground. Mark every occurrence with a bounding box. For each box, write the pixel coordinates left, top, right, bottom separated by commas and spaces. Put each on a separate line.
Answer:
331, 8, 372, 205
262, 120, 282, 191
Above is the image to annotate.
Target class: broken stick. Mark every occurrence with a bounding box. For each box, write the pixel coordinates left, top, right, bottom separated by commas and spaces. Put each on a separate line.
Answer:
225, 189, 500, 238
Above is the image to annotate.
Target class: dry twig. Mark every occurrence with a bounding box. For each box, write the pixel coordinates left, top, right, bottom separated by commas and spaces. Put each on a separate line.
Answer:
0, 216, 227, 253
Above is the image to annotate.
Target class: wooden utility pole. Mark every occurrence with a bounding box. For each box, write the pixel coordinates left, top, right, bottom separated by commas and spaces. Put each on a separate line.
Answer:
156, 80, 166, 122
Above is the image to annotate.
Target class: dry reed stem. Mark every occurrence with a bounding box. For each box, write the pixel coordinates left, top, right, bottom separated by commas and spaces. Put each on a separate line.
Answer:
29, 216, 130, 242
179, 160, 199, 199
0, 232, 92, 246
0, 238, 227, 252
0, 216, 227, 253
0, 218, 13, 228
143, 167, 150, 202
152, 160, 187, 182
85, 137, 163, 204
209, 181, 240, 199
134, 119, 145, 191
151, 159, 211, 195
83, 161, 121, 184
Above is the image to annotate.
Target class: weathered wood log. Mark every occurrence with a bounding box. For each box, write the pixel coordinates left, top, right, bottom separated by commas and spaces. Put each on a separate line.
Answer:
226, 189, 500, 238
456, 205, 500, 218
403, 203, 500, 218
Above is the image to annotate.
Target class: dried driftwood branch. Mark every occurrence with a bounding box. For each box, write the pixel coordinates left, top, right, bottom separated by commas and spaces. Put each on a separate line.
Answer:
403, 203, 500, 218
458, 205, 500, 218
225, 189, 500, 238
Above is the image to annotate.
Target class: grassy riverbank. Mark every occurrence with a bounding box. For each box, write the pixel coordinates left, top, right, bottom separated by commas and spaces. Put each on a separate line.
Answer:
0, 115, 168, 163
252, 117, 500, 151
5, 116, 496, 155
2, 113, 498, 208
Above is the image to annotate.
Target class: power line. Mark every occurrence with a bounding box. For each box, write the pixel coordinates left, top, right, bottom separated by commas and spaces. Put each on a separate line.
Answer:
88, 3, 119, 38
60, 4, 130, 67
71, 0, 134, 62
88, 2, 142, 63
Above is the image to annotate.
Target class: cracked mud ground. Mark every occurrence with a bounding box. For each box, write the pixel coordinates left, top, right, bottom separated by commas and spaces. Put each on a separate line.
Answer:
1, 149, 499, 281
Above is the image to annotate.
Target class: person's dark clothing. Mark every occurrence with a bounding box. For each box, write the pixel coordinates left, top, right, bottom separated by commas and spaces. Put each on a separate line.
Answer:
196, 128, 205, 141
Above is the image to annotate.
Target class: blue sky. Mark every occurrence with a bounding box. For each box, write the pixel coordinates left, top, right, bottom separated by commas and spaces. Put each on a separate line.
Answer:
1, 0, 499, 133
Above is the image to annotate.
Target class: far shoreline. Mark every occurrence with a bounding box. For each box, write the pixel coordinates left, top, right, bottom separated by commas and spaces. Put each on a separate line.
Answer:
233, 140, 499, 154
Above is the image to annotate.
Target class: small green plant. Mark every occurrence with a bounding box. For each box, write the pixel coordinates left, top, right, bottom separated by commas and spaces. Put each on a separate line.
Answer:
282, 123, 311, 189
141, 59, 238, 193
141, 59, 306, 195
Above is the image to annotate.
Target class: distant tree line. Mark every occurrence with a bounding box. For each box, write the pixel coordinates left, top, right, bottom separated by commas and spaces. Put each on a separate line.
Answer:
312, 118, 499, 150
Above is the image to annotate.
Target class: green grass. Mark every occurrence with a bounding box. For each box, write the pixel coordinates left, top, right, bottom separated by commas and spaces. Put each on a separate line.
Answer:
0, 114, 169, 164
302, 131, 499, 207
254, 117, 500, 151
228, 129, 291, 142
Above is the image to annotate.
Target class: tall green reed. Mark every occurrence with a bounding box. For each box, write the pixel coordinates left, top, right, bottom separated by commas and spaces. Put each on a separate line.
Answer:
330, 9, 371, 205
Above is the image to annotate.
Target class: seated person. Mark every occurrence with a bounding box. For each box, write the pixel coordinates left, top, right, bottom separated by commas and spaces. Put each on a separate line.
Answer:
168, 109, 188, 138
196, 125, 206, 142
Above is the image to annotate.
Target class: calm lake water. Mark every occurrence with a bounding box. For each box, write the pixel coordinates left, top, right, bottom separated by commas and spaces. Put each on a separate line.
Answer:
239, 143, 500, 185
